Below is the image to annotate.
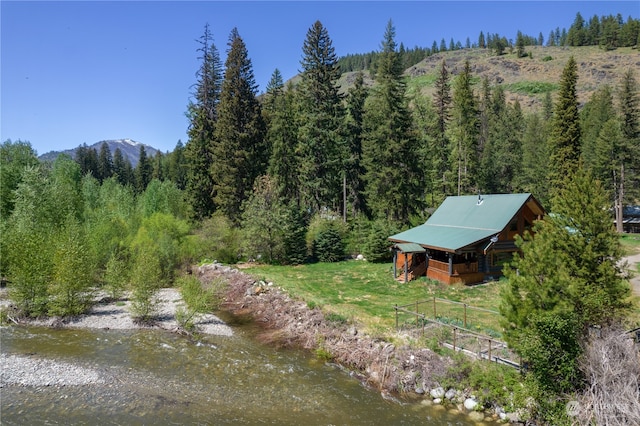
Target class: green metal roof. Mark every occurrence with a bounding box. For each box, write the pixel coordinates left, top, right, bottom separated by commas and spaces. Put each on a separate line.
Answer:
394, 243, 426, 253
389, 193, 535, 252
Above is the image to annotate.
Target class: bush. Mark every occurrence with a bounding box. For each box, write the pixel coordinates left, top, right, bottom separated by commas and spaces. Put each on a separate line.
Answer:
191, 213, 241, 264
176, 275, 223, 331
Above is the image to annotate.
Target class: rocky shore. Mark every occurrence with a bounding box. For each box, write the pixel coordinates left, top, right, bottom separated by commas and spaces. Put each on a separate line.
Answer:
0, 286, 232, 389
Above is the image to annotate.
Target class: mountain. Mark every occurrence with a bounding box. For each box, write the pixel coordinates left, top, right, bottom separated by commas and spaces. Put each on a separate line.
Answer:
335, 45, 640, 113
39, 138, 160, 167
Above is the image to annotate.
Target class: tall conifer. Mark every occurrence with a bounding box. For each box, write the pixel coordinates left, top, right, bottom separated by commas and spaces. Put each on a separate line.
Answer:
185, 24, 222, 219
362, 20, 421, 222
448, 60, 479, 195
548, 56, 581, 202
212, 28, 267, 223
296, 20, 346, 213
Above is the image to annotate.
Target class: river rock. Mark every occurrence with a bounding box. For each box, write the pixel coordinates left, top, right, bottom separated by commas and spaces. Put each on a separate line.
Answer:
444, 388, 456, 400
433, 398, 442, 404
429, 387, 445, 399
468, 411, 484, 422
464, 398, 478, 411
414, 386, 425, 395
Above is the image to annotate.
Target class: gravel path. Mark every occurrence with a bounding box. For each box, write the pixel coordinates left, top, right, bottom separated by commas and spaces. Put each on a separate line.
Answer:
624, 252, 640, 298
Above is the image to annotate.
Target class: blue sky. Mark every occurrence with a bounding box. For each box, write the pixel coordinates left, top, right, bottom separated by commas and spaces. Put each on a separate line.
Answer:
2, 1, 638, 155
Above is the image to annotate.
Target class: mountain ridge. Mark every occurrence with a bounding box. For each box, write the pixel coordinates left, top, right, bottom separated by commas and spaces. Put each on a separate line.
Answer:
39, 138, 160, 168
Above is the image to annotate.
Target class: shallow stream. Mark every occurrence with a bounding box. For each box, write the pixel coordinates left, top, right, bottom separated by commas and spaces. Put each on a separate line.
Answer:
1, 322, 482, 425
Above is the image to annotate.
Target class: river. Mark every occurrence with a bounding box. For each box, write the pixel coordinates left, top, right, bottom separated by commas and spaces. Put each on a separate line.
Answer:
0, 320, 484, 425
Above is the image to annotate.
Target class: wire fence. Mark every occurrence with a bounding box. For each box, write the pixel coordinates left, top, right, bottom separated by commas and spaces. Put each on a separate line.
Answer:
394, 297, 522, 369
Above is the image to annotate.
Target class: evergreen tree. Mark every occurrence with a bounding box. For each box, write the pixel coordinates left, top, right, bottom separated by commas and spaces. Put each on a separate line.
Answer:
97, 142, 113, 182
362, 20, 421, 222
516, 31, 526, 57
567, 12, 586, 46
296, 20, 346, 213
518, 112, 550, 204
151, 151, 164, 182
548, 56, 581, 201
478, 31, 486, 48
616, 69, 640, 229
581, 85, 615, 178
344, 71, 368, 216
267, 82, 299, 202
212, 27, 267, 223
167, 140, 187, 190
112, 147, 133, 186
185, 23, 222, 219
432, 60, 452, 195
501, 169, 631, 401
448, 60, 479, 195
134, 145, 152, 193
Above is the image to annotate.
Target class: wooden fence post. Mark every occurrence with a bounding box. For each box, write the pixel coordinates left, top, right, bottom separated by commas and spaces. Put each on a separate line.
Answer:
488, 339, 492, 362
463, 303, 467, 329
395, 304, 398, 330
433, 297, 436, 319
415, 301, 419, 328
453, 327, 457, 351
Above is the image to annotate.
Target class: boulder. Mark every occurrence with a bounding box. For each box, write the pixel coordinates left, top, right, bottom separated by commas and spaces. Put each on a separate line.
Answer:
444, 388, 456, 400
464, 398, 478, 411
430, 387, 445, 399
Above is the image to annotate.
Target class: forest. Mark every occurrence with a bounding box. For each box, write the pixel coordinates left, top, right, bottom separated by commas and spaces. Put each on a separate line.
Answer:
1, 12, 639, 424
2, 11, 639, 306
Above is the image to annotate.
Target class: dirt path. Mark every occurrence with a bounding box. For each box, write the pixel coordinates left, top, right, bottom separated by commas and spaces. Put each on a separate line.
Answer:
624, 252, 640, 298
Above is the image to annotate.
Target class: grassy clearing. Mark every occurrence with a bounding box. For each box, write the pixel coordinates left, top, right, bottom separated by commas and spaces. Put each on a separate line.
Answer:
243, 261, 506, 338
620, 233, 640, 254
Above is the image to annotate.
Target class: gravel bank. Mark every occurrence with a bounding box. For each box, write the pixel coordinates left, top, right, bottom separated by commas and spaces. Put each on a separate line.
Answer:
1, 353, 105, 387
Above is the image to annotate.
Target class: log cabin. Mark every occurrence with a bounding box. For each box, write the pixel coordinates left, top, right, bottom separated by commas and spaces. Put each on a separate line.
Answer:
389, 193, 545, 284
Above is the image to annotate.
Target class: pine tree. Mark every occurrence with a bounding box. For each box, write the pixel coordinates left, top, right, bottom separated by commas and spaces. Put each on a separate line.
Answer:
516, 31, 526, 57
548, 56, 581, 201
616, 69, 640, 229
267, 82, 299, 202
432, 60, 452, 195
185, 24, 222, 220
518, 112, 550, 204
501, 169, 631, 397
362, 20, 421, 222
448, 59, 479, 195
134, 145, 152, 192
212, 27, 267, 223
97, 142, 113, 182
167, 140, 187, 190
478, 31, 486, 48
344, 71, 368, 216
296, 20, 346, 213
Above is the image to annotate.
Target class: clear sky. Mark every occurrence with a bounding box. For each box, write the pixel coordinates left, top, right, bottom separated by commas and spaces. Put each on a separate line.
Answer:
2, 1, 638, 155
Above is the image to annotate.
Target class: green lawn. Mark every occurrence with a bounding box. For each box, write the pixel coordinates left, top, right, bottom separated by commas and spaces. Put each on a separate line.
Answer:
242, 261, 506, 337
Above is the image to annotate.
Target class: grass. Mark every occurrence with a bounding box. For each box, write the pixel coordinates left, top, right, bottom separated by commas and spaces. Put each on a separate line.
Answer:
503, 81, 558, 95
243, 261, 506, 337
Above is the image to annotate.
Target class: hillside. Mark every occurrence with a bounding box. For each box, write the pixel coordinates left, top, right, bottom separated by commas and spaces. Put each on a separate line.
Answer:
39, 138, 159, 167
337, 45, 640, 113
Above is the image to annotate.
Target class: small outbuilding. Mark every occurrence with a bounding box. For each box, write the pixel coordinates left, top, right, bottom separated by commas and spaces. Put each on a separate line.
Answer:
389, 193, 545, 284
621, 206, 640, 233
